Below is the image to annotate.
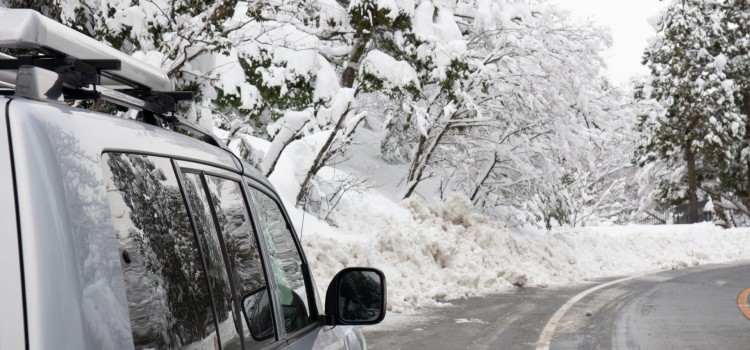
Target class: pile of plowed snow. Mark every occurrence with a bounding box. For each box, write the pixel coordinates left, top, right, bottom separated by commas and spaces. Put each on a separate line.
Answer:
300, 193, 750, 312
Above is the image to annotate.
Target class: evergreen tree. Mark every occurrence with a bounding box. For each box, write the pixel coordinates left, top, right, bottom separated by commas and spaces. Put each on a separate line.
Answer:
636, 0, 741, 209
713, 0, 750, 216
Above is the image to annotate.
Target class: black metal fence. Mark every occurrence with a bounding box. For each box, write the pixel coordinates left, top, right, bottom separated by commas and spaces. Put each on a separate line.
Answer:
634, 207, 673, 225
635, 200, 713, 225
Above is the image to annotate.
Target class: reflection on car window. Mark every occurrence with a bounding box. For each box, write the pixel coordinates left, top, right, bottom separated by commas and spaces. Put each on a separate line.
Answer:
204, 175, 275, 345
248, 187, 316, 333
101, 153, 217, 349
181, 173, 242, 349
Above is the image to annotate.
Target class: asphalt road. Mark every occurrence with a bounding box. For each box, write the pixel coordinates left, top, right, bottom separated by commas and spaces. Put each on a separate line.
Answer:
363, 261, 750, 349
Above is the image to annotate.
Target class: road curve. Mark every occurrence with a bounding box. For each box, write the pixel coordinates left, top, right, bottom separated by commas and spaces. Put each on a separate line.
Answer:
363, 261, 750, 350
609, 263, 750, 349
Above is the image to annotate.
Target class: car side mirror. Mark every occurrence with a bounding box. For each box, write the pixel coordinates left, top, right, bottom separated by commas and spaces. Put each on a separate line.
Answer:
323, 267, 386, 326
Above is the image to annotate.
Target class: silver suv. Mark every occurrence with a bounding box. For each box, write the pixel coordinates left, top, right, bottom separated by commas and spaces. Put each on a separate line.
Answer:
0, 9, 385, 350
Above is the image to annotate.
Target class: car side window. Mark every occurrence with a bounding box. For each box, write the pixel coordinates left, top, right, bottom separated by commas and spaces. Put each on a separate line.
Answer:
180, 173, 243, 348
101, 153, 218, 349
247, 186, 317, 334
203, 175, 276, 346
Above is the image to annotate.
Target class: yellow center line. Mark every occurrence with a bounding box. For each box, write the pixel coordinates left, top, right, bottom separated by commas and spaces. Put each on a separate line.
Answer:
737, 287, 750, 321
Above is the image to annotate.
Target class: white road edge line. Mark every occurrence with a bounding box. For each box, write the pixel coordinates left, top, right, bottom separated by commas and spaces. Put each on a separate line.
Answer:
534, 274, 647, 350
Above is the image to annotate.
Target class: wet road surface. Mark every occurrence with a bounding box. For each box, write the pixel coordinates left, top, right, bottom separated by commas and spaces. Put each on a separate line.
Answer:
363, 261, 750, 349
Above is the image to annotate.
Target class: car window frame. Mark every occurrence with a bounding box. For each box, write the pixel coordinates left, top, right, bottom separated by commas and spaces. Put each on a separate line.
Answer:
175, 160, 287, 348
175, 167, 247, 348
243, 178, 322, 342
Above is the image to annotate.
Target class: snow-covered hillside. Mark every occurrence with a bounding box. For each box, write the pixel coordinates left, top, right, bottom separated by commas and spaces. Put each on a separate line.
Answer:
257, 129, 750, 312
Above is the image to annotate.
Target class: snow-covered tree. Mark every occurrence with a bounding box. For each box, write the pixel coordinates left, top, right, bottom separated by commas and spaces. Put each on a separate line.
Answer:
636, 0, 742, 212
370, 1, 633, 226
632, 0, 750, 226
709, 0, 750, 220
4, 0, 639, 227
5, 0, 402, 213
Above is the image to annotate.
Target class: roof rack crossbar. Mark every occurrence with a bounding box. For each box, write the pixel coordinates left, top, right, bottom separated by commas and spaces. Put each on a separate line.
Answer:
0, 55, 121, 86
0, 53, 194, 114
0, 56, 121, 71
160, 91, 195, 102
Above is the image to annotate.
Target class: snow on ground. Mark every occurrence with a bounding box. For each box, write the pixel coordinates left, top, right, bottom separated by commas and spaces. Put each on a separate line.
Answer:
296, 192, 750, 313
255, 128, 750, 314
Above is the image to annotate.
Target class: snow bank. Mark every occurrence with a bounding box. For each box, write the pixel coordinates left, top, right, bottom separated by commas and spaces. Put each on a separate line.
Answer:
302, 192, 750, 312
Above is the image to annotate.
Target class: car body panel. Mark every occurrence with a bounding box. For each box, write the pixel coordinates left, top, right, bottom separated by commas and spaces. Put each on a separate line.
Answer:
0, 98, 25, 350
295, 326, 364, 350
8, 98, 133, 349
7, 98, 246, 349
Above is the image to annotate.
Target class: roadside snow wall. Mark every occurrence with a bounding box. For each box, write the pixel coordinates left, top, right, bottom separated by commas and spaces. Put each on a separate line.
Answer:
302, 193, 750, 312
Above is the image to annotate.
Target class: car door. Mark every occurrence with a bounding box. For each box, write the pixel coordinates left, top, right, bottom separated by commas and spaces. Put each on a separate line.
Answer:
102, 153, 288, 350
101, 151, 350, 350
174, 160, 288, 350
243, 180, 350, 350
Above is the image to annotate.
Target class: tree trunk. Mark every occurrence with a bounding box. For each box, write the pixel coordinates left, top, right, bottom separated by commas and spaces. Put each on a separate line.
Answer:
743, 92, 750, 209
295, 105, 352, 205
261, 118, 308, 177
403, 124, 452, 199
470, 151, 498, 202
685, 137, 698, 205
406, 135, 428, 183
293, 32, 371, 206
341, 35, 370, 88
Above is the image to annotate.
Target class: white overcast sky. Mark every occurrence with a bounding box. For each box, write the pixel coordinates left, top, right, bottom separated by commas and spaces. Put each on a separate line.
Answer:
550, 0, 668, 86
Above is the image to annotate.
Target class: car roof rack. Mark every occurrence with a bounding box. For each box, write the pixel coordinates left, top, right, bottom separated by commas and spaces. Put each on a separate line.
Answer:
0, 8, 227, 150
